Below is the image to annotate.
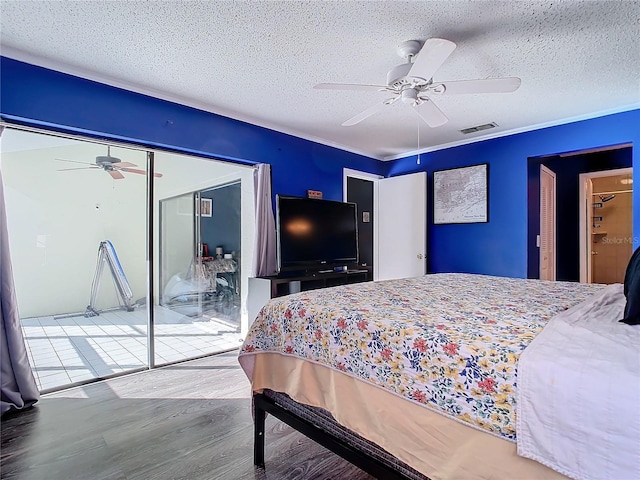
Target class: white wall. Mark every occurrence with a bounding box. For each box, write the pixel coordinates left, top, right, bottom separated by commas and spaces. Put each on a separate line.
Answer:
1, 134, 148, 317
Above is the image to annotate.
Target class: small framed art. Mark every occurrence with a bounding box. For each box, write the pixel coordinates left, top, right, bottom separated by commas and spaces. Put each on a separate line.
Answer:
200, 198, 212, 217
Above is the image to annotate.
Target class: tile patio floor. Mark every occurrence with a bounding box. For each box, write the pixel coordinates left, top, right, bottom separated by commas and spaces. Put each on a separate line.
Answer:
21, 306, 243, 392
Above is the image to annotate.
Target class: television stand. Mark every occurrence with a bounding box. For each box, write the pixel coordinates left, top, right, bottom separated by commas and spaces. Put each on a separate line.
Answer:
248, 268, 372, 323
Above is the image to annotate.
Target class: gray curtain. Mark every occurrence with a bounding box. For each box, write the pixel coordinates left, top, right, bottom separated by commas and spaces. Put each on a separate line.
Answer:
1, 163, 40, 416
251, 164, 277, 277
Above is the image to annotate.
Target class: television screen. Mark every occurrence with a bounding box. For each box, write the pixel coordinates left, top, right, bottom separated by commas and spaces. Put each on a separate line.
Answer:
276, 195, 359, 273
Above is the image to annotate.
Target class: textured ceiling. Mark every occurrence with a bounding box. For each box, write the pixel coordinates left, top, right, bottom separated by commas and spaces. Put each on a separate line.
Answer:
1, 1, 639, 160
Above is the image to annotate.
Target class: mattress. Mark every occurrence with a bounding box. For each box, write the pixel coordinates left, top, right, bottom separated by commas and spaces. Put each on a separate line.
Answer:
239, 273, 605, 478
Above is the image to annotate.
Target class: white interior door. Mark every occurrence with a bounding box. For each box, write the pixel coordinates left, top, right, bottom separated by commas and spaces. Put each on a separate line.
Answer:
375, 172, 426, 281
540, 165, 556, 280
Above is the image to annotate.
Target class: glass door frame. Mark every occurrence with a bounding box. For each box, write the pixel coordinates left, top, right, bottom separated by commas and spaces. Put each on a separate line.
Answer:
2, 122, 254, 388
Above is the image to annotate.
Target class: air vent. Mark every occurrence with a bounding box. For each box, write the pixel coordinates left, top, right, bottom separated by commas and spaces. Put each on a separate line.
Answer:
459, 122, 498, 135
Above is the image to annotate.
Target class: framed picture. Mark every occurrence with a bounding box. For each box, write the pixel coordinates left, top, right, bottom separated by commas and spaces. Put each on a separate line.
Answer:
433, 163, 488, 224
200, 198, 212, 217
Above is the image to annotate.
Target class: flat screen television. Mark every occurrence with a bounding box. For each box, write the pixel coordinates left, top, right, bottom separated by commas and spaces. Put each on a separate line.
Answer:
276, 195, 359, 273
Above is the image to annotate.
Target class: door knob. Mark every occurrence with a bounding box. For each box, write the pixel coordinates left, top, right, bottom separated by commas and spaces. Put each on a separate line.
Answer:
417, 254, 423, 259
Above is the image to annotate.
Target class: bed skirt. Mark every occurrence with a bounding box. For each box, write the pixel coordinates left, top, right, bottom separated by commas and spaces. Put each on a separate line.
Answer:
241, 352, 567, 480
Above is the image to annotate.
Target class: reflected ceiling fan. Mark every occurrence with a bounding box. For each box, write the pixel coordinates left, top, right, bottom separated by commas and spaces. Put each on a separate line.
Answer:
56, 146, 163, 180
314, 38, 521, 127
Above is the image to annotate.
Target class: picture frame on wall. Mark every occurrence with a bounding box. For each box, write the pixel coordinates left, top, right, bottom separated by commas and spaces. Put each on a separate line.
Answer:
200, 198, 212, 217
433, 163, 488, 224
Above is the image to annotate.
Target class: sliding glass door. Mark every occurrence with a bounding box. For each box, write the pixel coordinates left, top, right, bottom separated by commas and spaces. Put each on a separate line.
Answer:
153, 152, 252, 366
1, 128, 148, 390
1, 126, 255, 391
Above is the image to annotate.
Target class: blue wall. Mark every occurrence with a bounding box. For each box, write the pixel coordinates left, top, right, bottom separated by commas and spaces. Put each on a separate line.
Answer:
2, 57, 637, 279
0, 57, 384, 203
201, 182, 241, 259
386, 110, 639, 278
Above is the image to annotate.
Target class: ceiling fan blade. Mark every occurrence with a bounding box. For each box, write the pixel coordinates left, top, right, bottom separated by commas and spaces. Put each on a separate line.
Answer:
414, 98, 448, 127
120, 167, 164, 178
108, 170, 125, 180
55, 158, 94, 166
408, 38, 457, 81
56, 167, 99, 172
314, 83, 388, 91
115, 161, 138, 168
342, 98, 397, 127
435, 77, 521, 95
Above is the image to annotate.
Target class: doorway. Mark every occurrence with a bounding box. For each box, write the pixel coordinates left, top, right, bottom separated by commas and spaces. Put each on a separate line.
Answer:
160, 182, 241, 326
344, 169, 382, 276
346, 177, 374, 270
344, 169, 427, 281
579, 168, 633, 283
527, 144, 632, 281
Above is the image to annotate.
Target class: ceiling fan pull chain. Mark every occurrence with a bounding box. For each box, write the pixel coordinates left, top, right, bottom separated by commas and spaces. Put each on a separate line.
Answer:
417, 120, 421, 165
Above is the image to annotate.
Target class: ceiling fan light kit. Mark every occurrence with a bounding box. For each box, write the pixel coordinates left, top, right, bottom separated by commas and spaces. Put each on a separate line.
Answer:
401, 89, 419, 105
315, 37, 521, 128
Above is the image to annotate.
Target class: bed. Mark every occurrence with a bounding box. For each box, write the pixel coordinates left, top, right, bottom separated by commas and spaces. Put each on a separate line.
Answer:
238, 273, 640, 480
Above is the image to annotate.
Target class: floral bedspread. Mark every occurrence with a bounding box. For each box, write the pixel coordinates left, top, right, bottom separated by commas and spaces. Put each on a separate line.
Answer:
239, 273, 604, 440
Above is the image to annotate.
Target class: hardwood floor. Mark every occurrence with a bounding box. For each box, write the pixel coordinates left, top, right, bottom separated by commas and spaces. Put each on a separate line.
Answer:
0, 351, 373, 480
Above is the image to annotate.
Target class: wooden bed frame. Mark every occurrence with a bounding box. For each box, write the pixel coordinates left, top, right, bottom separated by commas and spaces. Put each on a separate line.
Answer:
253, 391, 428, 480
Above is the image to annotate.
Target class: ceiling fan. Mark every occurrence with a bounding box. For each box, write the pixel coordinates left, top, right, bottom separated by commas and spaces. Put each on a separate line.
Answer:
314, 38, 521, 128
56, 146, 163, 180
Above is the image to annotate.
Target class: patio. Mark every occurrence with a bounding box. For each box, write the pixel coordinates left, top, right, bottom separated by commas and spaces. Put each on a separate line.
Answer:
21, 306, 243, 391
